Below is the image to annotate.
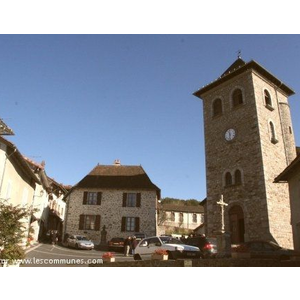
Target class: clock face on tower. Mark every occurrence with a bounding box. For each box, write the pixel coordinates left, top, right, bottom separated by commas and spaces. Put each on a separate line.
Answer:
225, 128, 236, 141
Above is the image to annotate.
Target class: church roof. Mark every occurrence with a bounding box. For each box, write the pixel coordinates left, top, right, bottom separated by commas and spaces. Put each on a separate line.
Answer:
220, 57, 246, 77
193, 58, 295, 98
71, 163, 161, 198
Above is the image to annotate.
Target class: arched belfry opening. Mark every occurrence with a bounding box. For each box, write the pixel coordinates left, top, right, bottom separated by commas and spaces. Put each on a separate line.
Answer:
229, 205, 245, 244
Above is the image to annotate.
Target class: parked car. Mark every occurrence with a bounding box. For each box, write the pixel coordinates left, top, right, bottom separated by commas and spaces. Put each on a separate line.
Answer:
133, 236, 201, 260
67, 235, 94, 250
184, 235, 217, 258
241, 240, 300, 260
134, 233, 146, 241
108, 237, 125, 252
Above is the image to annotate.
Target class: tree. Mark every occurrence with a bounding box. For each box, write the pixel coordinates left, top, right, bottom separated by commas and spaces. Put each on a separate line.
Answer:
0, 200, 34, 263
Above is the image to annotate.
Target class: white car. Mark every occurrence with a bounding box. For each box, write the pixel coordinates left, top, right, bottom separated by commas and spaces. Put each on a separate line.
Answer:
67, 235, 94, 250
133, 236, 201, 260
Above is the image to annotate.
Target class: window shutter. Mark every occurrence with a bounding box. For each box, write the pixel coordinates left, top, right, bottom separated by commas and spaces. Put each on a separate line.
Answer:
79, 214, 85, 230
122, 193, 127, 207
95, 215, 101, 231
97, 192, 102, 205
83, 192, 88, 205
137, 193, 141, 207
121, 217, 126, 232
135, 217, 140, 232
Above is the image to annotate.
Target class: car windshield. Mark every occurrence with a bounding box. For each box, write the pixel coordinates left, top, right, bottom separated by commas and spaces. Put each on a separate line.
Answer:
160, 237, 184, 245
76, 236, 88, 241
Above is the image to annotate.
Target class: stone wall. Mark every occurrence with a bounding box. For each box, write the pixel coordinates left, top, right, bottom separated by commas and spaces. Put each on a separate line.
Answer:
200, 69, 294, 248
64, 188, 157, 244
252, 71, 294, 248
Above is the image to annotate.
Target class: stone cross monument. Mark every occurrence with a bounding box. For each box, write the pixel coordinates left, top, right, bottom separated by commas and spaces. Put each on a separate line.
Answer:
216, 195, 231, 257
217, 195, 228, 233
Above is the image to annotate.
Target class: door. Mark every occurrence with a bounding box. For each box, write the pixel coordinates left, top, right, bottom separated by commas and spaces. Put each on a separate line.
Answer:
229, 205, 245, 244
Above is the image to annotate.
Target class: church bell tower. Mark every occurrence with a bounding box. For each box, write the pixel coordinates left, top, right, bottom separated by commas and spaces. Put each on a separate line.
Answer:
194, 57, 296, 248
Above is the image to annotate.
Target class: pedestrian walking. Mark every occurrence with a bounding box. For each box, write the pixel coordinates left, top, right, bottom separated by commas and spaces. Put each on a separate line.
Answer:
51, 230, 57, 245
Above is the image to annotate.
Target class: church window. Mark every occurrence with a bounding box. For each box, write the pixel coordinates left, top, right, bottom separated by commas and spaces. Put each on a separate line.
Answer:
269, 121, 278, 144
212, 98, 223, 117
232, 88, 244, 107
225, 172, 233, 186
234, 169, 242, 185
264, 89, 274, 110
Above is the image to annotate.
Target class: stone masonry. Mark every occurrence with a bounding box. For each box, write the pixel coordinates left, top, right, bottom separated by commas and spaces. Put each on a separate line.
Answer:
194, 58, 296, 248
63, 162, 160, 244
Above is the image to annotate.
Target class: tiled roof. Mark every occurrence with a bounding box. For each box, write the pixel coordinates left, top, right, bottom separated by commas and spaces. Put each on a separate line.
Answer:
74, 164, 161, 197
0, 136, 40, 184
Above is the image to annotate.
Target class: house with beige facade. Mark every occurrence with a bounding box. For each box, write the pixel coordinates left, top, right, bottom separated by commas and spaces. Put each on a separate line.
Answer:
24, 157, 68, 242
0, 134, 68, 245
0, 136, 40, 245
275, 148, 300, 250
157, 203, 204, 235
63, 160, 161, 245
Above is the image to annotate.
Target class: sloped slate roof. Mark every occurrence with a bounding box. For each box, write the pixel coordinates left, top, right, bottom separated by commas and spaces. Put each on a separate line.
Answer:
194, 58, 295, 98
74, 164, 161, 197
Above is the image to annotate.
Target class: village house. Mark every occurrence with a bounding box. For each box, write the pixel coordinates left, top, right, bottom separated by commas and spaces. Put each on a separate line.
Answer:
63, 160, 161, 245
275, 148, 300, 251
0, 126, 68, 245
24, 158, 68, 242
0, 136, 40, 245
157, 203, 204, 236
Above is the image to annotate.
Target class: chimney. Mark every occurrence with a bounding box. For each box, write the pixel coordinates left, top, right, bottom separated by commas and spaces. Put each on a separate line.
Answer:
114, 159, 121, 166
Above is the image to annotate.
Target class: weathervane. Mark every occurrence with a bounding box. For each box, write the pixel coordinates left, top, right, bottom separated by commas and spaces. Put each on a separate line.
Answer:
237, 50, 242, 59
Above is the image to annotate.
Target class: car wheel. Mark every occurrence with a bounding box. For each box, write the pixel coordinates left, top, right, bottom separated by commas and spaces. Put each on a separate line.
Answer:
133, 254, 142, 260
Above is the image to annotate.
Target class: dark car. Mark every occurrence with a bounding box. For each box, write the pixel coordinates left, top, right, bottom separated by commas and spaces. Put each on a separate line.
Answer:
242, 240, 300, 260
134, 233, 146, 241
184, 235, 218, 258
108, 237, 125, 252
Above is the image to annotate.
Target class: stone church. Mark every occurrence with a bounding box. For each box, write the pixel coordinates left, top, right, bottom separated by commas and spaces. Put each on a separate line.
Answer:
193, 57, 297, 248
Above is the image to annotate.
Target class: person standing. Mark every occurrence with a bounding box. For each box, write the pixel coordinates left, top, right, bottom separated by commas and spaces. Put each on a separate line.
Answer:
131, 236, 138, 255
124, 236, 132, 256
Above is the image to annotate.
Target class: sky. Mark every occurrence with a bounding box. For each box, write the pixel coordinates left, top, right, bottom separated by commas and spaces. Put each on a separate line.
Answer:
1, 35, 300, 201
